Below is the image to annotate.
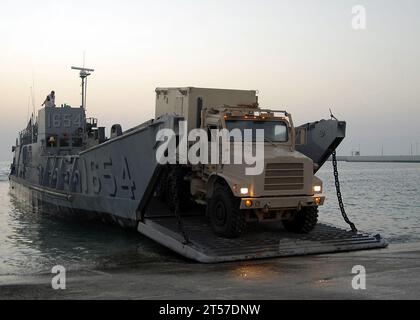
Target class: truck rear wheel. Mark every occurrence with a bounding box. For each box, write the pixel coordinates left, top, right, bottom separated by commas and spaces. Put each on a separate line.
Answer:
207, 184, 246, 239
282, 206, 319, 234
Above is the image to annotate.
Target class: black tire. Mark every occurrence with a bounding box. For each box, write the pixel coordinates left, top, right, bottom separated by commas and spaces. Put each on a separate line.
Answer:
283, 206, 319, 234
207, 184, 246, 239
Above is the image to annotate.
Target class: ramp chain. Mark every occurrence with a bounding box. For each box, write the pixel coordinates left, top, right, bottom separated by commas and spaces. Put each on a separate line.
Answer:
170, 169, 190, 245
332, 150, 358, 233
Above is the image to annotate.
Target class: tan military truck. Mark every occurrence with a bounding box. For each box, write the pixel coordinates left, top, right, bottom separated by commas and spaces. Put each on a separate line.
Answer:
155, 87, 325, 238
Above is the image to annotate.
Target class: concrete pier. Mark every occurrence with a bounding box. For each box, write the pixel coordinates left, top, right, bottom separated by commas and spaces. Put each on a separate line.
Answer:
334, 155, 420, 163
1, 242, 419, 300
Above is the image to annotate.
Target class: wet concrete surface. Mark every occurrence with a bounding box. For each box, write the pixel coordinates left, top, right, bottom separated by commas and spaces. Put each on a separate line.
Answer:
1, 242, 420, 300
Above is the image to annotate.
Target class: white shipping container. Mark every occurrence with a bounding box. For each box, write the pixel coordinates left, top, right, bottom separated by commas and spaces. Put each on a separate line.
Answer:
155, 87, 258, 132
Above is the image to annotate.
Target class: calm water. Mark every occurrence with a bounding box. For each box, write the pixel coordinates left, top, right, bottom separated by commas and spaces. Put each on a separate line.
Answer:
1, 160, 419, 276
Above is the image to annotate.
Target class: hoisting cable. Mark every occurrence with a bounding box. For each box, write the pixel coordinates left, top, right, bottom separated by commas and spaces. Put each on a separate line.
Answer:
331, 149, 358, 233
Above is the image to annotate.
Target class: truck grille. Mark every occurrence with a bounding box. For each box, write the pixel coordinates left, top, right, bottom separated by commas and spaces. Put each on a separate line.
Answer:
264, 163, 304, 191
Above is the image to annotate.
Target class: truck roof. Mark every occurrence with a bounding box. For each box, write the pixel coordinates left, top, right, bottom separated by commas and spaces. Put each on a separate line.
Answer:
155, 87, 257, 93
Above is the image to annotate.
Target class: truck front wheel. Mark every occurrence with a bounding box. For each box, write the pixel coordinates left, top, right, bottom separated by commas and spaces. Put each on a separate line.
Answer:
207, 185, 246, 239
282, 206, 319, 234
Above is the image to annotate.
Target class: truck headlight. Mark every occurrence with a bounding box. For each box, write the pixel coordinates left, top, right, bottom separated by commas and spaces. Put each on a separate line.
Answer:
240, 187, 249, 195
245, 200, 253, 208
313, 185, 322, 193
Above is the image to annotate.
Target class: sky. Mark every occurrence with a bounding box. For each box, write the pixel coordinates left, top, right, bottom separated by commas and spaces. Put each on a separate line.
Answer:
0, 0, 419, 160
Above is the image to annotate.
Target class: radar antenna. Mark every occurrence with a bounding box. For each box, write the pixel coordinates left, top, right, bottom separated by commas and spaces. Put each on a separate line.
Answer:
71, 66, 94, 111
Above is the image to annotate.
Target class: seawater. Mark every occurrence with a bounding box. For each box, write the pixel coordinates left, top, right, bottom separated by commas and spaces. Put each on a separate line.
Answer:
0, 160, 419, 275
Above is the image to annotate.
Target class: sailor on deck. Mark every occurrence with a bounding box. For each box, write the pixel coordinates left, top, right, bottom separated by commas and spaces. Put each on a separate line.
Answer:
42, 91, 56, 108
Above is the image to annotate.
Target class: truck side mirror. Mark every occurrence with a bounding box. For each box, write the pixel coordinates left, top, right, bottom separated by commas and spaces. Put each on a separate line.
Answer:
296, 127, 307, 146
12, 146, 16, 152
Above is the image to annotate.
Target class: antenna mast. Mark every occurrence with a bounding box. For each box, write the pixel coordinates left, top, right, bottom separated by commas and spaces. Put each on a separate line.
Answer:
31, 71, 36, 116
27, 91, 30, 124
71, 65, 94, 111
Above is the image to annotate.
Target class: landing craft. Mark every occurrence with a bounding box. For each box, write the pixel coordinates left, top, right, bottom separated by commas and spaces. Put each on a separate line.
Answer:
9, 67, 387, 262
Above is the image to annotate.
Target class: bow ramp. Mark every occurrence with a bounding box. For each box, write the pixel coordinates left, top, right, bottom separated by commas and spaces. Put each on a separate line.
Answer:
137, 214, 388, 263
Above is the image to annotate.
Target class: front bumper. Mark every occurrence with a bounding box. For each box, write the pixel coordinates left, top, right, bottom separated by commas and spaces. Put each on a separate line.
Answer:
239, 195, 325, 210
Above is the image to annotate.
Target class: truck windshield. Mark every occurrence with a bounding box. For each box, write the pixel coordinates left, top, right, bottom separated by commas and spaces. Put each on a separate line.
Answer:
225, 120, 288, 142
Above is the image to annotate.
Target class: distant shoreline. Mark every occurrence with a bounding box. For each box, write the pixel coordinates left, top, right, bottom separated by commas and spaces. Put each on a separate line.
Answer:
333, 155, 420, 163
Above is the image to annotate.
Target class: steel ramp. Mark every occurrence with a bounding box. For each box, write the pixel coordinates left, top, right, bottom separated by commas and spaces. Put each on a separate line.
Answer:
138, 216, 388, 263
